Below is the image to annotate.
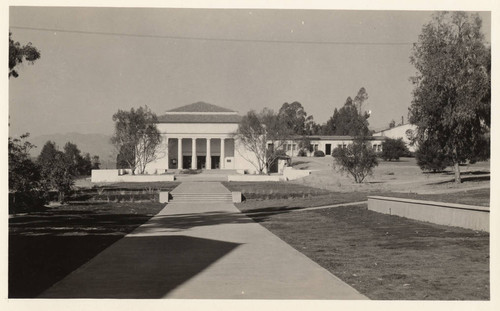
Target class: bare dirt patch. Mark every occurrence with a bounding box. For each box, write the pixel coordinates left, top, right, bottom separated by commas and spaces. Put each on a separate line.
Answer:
291, 157, 489, 194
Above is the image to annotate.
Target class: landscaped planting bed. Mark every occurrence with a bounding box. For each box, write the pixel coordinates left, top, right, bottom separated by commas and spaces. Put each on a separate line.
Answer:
222, 181, 331, 200
67, 181, 181, 202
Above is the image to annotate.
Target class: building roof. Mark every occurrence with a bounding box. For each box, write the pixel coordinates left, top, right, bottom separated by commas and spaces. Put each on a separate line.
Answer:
372, 123, 416, 135
291, 135, 386, 141
166, 102, 236, 113
157, 114, 242, 124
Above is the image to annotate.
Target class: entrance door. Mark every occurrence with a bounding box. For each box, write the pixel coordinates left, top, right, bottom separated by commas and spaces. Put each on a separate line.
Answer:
197, 156, 206, 169
183, 156, 191, 169
325, 144, 332, 155
211, 156, 220, 169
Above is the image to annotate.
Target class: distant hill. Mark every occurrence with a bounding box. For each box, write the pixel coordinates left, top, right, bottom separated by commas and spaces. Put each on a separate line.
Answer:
28, 132, 117, 169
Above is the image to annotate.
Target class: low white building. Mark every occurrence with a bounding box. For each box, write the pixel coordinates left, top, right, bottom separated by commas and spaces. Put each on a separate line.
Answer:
372, 123, 417, 152
283, 135, 386, 157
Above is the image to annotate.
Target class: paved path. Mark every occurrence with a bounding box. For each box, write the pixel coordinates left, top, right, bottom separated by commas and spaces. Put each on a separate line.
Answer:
39, 182, 367, 299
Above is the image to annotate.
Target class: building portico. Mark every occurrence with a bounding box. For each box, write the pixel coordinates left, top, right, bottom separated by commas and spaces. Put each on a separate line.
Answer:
143, 102, 246, 173
165, 136, 235, 170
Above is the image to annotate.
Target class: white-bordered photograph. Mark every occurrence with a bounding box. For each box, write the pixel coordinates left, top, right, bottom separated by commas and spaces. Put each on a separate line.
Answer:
4, 0, 496, 309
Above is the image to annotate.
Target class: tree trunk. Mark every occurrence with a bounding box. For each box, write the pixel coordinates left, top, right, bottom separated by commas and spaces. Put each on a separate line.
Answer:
452, 147, 461, 184
453, 161, 461, 183
58, 191, 65, 203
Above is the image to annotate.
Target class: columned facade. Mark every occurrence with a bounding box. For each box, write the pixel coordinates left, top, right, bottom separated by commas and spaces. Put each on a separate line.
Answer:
162, 136, 235, 170
220, 138, 225, 169
143, 101, 258, 174
206, 138, 212, 170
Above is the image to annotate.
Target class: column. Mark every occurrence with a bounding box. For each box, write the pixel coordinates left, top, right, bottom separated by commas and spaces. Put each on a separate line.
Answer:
220, 138, 225, 169
165, 137, 170, 170
178, 138, 183, 169
206, 138, 212, 170
191, 138, 197, 169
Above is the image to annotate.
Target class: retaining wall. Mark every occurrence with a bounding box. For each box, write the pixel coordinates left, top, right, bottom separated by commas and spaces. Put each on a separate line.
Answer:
227, 174, 282, 182
367, 196, 489, 232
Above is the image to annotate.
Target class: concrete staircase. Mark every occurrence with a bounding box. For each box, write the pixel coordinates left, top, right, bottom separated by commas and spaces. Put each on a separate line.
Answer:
170, 192, 233, 203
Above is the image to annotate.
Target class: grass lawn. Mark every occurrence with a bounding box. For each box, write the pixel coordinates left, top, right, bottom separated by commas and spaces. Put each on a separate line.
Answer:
235, 192, 369, 213
244, 205, 489, 300
9, 202, 165, 298
374, 188, 490, 207
226, 180, 489, 213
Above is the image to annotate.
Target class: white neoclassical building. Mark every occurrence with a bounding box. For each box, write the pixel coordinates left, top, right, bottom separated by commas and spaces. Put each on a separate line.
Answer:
143, 101, 392, 175
145, 102, 258, 173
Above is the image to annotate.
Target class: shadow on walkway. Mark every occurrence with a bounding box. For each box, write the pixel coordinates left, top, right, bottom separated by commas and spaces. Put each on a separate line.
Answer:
39, 235, 240, 298
134, 210, 262, 234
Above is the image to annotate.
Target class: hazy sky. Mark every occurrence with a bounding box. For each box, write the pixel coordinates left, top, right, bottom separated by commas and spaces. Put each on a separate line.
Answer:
8, 7, 491, 137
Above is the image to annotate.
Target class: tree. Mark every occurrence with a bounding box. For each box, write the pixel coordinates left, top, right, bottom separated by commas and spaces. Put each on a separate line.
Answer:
323, 93, 370, 136
8, 133, 45, 210
9, 133, 39, 192
380, 138, 409, 161
234, 108, 291, 174
353, 87, 369, 114
9, 32, 41, 78
79, 153, 93, 175
91, 155, 101, 170
63, 142, 83, 176
332, 138, 378, 183
389, 120, 396, 128
37, 141, 59, 168
111, 106, 163, 174
38, 141, 75, 202
415, 139, 451, 173
409, 12, 490, 183
278, 101, 309, 135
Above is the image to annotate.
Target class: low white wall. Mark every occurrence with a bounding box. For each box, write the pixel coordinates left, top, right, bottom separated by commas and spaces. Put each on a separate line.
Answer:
232, 191, 242, 203
227, 174, 282, 182
91, 169, 119, 183
283, 167, 311, 180
91, 169, 175, 183
367, 196, 489, 232
159, 192, 170, 203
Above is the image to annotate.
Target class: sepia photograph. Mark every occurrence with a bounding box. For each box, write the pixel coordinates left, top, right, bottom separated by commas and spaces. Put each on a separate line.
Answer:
5, 1, 495, 308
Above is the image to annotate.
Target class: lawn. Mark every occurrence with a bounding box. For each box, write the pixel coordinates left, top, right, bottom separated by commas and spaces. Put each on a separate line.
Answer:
245, 204, 489, 300
225, 180, 489, 214
374, 188, 490, 207
9, 202, 165, 298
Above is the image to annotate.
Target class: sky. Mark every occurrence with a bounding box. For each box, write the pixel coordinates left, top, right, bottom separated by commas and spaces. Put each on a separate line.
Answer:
8, 7, 491, 137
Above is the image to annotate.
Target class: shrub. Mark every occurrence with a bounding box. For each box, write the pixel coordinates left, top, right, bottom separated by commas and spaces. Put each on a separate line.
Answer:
313, 150, 325, 157
415, 139, 451, 172
297, 149, 308, 157
380, 138, 409, 161
332, 138, 378, 183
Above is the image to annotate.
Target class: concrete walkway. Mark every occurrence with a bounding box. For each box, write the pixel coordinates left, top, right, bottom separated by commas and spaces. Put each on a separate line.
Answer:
39, 182, 367, 299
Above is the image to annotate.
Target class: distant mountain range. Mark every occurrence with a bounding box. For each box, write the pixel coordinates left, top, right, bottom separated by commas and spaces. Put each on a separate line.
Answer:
28, 132, 117, 169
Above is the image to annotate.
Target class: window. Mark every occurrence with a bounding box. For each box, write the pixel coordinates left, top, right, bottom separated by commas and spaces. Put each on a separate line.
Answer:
292, 144, 296, 151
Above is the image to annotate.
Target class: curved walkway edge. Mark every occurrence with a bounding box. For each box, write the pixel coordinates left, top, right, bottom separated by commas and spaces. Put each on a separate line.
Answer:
39, 182, 367, 299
